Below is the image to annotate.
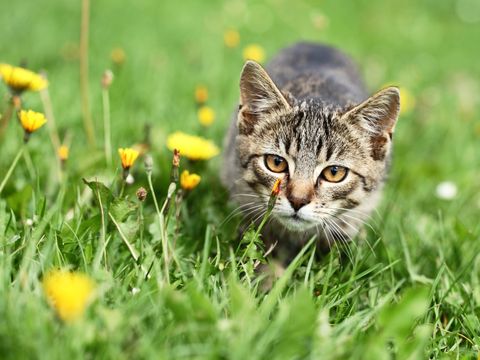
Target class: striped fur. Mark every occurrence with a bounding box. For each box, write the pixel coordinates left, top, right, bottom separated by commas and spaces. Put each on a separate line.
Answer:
221, 42, 400, 260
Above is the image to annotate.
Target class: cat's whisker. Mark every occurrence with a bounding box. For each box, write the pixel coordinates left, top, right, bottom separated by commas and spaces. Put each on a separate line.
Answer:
326, 218, 356, 263
329, 214, 376, 257
220, 202, 264, 227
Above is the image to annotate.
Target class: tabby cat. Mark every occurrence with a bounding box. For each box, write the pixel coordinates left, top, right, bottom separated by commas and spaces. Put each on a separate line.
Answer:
221, 42, 400, 260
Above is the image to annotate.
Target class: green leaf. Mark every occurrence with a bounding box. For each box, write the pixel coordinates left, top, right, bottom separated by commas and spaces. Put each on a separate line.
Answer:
110, 198, 137, 222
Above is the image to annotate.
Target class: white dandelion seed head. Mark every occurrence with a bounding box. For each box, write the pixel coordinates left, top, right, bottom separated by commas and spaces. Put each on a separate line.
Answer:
435, 181, 458, 200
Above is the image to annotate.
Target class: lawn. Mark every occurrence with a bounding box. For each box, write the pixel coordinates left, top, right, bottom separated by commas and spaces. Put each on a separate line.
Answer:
1, 0, 479, 358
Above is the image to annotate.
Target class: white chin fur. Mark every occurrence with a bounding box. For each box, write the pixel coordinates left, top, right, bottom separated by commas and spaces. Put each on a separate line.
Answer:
275, 214, 317, 232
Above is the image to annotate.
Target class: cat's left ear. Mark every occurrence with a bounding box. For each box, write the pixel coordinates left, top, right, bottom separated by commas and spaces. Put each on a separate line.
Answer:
238, 60, 291, 134
342, 87, 400, 136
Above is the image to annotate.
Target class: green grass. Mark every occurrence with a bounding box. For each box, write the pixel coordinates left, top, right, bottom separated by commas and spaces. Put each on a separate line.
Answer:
1, 0, 480, 358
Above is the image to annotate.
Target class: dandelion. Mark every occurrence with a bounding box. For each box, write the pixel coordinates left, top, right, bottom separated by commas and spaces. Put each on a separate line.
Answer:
101, 69, 114, 89
224, 29, 240, 48
166, 131, 219, 161
198, 105, 216, 126
195, 85, 209, 104
131, 287, 141, 295
58, 145, 69, 161
18, 109, 47, 142
111, 47, 126, 65
43, 269, 95, 322
242, 44, 266, 63
0, 63, 48, 93
435, 181, 457, 200
399, 87, 416, 114
268, 178, 282, 210
383, 83, 415, 115
170, 148, 181, 183
118, 148, 140, 170
180, 170, 201, 191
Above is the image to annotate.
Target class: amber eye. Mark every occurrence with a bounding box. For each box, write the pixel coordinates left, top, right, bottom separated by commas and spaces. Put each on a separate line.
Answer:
264, 154, 288, 173
320, 165, 349, 183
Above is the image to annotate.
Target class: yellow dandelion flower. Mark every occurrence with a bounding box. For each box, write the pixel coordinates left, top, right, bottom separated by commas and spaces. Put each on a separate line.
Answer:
111, 47, 126, 65
195, 85, 209, 104
19, 110, 47, 133
399, 87, 416, 114
58, 145, 69, 161
224, 29, 240, 48
198, 106, 216, 127
43, 269, 95, 322
118, 148, 140, 170
382, 83, 416, 115
180, 170, 201, 191
242, 44, 265, 63
166, 132, 219, 161
0, 63, 48, 93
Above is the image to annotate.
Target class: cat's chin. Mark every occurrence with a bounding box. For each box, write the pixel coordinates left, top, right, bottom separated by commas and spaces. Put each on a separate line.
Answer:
275, 214, 317, 232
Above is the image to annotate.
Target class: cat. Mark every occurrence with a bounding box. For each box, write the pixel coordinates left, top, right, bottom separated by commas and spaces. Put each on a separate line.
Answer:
221, 42, 400, 261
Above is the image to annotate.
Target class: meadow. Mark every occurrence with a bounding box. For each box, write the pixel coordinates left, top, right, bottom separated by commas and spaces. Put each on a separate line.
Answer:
0, 0, 479, 358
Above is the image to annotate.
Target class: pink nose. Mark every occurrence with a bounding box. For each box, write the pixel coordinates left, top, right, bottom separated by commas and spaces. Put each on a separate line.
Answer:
287, 194, 310, 212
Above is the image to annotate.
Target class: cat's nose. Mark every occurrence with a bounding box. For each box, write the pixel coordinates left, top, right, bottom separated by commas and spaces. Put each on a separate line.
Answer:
287, 195, 309, 212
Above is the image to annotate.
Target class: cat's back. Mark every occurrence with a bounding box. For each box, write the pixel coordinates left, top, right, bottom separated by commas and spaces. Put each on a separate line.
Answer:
266, 42, 367, 106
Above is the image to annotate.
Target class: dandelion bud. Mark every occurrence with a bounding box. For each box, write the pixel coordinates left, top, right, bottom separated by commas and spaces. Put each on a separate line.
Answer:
271, 179, 281, 196
144, 154, 153, 175
126, 173, 135, 185
167, 182, 177, 198
136, 187, 148, 202
268, 179, 282, 210
170, 149, 180, 183
172, 149, 180, 167
194, 85, 208, 104
101, 69, 114, 89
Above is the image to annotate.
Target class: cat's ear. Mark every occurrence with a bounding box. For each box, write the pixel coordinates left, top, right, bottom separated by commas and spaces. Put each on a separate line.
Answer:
238, 60, 291, 134
342, 87, 400, 136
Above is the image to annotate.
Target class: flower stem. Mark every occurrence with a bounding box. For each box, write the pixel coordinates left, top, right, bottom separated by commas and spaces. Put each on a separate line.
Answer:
147, 172, 170, 284
102, 88, 112, 167
0, 147, 24, 195
0, 99, 14, 139
80, 0, 96, 147
40, 83, 62, 182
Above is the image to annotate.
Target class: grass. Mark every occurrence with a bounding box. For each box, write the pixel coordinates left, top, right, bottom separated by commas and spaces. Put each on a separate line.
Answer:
1, 0, 480, 358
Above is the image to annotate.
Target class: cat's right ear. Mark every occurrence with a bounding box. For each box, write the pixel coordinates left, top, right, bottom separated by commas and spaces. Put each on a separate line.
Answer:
238, 61, 291, 134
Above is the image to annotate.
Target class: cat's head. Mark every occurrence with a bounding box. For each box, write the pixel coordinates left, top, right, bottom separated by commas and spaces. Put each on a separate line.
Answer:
236, 60, 400, 233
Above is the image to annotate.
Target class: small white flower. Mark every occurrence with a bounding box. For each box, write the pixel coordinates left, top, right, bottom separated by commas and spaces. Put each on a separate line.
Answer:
435, 181, 458, 200
25, 218, 34, 227
131, 287, 140, 295
126, 174, 135, 185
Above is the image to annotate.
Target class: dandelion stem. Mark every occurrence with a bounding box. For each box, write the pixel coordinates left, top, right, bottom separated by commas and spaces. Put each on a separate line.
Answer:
93, 184, 107, 271
0, 99, 14, 139
80, 0, 96, 147
0, 147, 24, 195
102, 88, 112, 167
40, 84, 61, 150
23, 148, 36, 181
109, 212, 139, 261
40, 83, 63, 182
147, 172, 170, 284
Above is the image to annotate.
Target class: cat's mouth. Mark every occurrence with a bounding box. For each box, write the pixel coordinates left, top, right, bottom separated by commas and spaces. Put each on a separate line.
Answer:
275, 213, 316, 231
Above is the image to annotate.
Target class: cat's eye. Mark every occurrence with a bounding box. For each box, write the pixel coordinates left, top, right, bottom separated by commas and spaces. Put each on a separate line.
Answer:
321, 166, 349, 183
264, 154, 288, 173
